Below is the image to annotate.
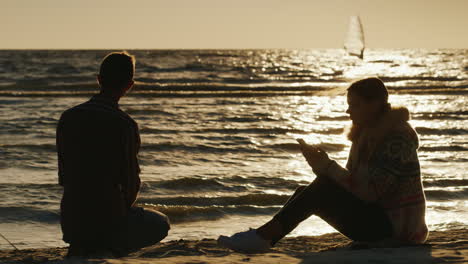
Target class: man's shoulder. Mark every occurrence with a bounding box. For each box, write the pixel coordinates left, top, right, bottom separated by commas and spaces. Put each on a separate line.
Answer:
59, 104, 135, 133
58, 101, 87, 121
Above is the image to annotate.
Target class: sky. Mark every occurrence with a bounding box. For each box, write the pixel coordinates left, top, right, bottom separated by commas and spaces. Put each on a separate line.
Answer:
1, 0, 467, 49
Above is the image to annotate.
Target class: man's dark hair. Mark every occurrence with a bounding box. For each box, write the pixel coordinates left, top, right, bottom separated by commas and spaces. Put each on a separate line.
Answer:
99, 51, 135, 90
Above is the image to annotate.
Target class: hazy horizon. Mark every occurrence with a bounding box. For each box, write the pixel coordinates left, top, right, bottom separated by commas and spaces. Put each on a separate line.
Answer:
2, 0, 468, 49
1, 47, 467, 51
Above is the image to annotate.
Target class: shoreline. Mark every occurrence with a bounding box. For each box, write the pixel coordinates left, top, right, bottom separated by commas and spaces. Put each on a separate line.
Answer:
1, 229, 466, 264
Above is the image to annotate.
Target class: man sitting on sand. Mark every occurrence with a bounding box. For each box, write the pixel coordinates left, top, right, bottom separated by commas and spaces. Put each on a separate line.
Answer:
57, 52, 170, 256
218, 77, 428, 252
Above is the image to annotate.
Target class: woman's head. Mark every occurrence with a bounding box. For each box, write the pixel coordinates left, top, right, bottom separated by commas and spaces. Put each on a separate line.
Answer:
346, 77, 391, 126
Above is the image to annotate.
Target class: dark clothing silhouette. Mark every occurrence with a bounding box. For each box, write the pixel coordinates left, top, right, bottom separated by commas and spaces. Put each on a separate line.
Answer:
57, 94, 168, 250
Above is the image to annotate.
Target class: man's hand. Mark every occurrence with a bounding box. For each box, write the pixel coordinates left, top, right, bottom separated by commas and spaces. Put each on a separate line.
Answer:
297, 139, 333, 176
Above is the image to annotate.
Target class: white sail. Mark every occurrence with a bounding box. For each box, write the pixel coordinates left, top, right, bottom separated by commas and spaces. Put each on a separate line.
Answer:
344, 16, 365, 59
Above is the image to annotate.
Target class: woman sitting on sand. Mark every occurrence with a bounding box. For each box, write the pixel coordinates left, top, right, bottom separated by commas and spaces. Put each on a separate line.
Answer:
218, 77, 428, 252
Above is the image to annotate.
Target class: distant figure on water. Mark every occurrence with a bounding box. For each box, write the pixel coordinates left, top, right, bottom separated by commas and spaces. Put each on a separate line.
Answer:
218, 77, 428, 252
57, 52, 170, 256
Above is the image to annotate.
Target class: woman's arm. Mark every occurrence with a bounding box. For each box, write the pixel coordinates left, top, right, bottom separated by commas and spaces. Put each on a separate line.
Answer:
325, 133, 419, 203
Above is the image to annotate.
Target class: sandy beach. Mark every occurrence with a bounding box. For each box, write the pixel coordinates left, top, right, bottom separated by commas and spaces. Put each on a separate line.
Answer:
1, 229, 466, 264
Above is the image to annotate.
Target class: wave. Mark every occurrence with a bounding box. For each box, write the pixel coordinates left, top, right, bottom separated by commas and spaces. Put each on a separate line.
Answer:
0, 206, 59, 223
133, 126, 312, 137
380, 76, 463, 82
369, 60, 394, 64
2, 134, 343, 158
136, 64, 329, 84
423, 179, 468, 188
0, 183, 60, 190
409, 64, 426, 67
141, 176, 306, 193
134, 83, 329, 92
141, 189, 466, 209
425, 188, 468, 200
125, 108, 176, 116
140, 142, 263, 154
142, 177, 227, 191
387, 84, 468, 94
141, 204, 277, 223
419, 146, 468, 152
1, 81, 467, 97
0, 143, 56, 152
1, 179, 465, 225
222, 116, 279, 123
0, 184, 62, 206
316, 116, 349, 121
0, 88, 325, 98
139, 127, 181, 134
5, 71, 464, 88
413, 111, 468, 120
191, 135, 252, 142
415, 127, 468, 135
139, 189, 468, 222
138, 61, 226, 74
198, 127, 309, 135
221, 175, 307, 190
143, 137, 347, 155
268, 142, 346, 152
3, 176, 465, 194
0, 81, 325, 92
425, 157, 468, 163
141, 141, 346, 155
45, 63, 80, 75
305, 127, 345, 134
138, 193, 290, 206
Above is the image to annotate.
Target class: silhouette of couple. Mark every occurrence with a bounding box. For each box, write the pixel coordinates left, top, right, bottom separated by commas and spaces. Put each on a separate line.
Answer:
57, 52, 428, 256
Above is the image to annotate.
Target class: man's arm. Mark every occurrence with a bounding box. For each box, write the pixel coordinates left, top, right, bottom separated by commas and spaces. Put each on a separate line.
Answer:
122, 123, 141, 208
56, 115, 65, 186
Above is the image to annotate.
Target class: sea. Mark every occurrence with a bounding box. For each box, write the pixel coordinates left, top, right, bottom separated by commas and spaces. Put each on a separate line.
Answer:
0, 49, 467, 250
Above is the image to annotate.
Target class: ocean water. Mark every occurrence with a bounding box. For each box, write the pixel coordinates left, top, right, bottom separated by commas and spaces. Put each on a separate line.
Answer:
0, 49, 467, 250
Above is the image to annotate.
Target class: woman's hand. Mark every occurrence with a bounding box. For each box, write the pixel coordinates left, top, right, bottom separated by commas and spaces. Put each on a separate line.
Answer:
298, 140, 333, 176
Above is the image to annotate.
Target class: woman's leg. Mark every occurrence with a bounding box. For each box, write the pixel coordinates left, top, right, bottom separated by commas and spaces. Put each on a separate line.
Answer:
258, 176, 393, 245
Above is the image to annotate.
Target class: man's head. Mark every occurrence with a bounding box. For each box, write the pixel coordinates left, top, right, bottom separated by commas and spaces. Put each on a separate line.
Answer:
97, 51, 136, 95
346, 77, 390, 126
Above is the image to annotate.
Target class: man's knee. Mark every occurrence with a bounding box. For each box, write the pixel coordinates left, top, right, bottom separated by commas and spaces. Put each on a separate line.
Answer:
142, 208, 170, 238
127, 207, 170, 248
155, 211, 170, 235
